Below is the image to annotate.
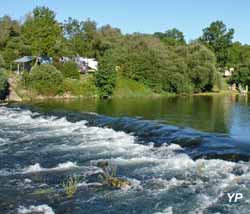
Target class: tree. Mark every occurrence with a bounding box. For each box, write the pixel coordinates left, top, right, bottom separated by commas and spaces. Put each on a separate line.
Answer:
0, 15, 21, 50
228, 42, 250, 67
3, 37, 30, 65
95, 49, 117, 98
22, 7, 62, 56
63, 18, 98, 57
187, 43, 216, 92
81, 18, 97, 57
154, 28, 185, 46
94, 25, 123, 59
200, 21, 234, 68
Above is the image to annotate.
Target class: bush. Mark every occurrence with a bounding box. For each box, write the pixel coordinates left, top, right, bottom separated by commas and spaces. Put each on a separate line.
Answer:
0, 54, 5, 68
27, 64, 63, 96
187, 44, 216, 92
95, 50, 117, 98
62, 76, 98, 97
61, 61, 80, 80
163, 72, 194, 93
0, 74, 9, 100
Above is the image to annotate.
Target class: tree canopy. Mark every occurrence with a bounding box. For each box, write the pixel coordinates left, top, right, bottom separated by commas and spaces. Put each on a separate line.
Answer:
1, 7, 249, 97
200, 21, 234, 68
22, 6, 62, 56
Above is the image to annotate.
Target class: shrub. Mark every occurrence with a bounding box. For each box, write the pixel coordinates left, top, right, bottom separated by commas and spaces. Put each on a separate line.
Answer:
163, 72, 194, 93
0, 54, 5, 68
0, 74, 9, 100
61, 61, 80, 80
62, 77, 98, 97
28, 64, 63, 96
95, 51, 117, 98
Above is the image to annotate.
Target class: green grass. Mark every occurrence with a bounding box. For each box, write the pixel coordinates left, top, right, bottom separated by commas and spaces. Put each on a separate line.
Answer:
62, 75, 98, 97
113, 76, 158, 98
9, 73, 98, 100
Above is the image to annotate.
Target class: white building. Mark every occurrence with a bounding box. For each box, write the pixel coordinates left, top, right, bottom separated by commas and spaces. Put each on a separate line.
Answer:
224, 67, 234, 77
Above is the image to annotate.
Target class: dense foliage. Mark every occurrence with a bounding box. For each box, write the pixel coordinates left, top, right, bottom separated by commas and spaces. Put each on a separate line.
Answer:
1, 6, 249, 98
200, 21, 234, 68
0, 73, 9, 100
95, 50, 117, 98
61, 61, 80, 79
26, 65, 63, 96
22, 7, 62, 56
229, 65, 250, 87
0, 54, 5, 68
97, 38, 216, 95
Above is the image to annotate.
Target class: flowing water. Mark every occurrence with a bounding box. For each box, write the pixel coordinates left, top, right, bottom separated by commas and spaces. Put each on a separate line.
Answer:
1, 94, 250, 214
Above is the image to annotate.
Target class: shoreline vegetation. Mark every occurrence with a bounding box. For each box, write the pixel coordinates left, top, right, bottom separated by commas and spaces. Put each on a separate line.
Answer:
4, 71, 236, 103
1, 7, 250, 102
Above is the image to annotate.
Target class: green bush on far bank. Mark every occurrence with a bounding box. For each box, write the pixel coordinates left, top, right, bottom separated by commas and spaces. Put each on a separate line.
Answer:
61, 61, 80, 80
113, 75, 156, 97
0, 72, 9, 100
62, 76, 98, 97
26, 64, 63, 96
21, 64, 98, 98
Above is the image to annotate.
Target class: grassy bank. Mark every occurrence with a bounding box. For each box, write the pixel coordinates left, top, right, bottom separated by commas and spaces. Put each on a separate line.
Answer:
8, 72, 175, 101
6, 70, 235, 102
9, 73, 98, 101
113, 76, 172, 98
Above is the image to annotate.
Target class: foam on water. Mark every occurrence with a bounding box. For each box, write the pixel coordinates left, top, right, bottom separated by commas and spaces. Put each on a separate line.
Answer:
17, 204, 55, 214
154, 207, 173, 214
23, 161, 78, 173
1, 106, 250, 213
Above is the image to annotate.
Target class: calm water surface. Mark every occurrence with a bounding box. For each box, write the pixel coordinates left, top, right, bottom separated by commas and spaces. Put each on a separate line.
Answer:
31, 94, 250, 141
1, 94, 250, 214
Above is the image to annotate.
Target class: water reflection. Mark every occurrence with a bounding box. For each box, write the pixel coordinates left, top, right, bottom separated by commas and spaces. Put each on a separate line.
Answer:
28, 94, 250, 140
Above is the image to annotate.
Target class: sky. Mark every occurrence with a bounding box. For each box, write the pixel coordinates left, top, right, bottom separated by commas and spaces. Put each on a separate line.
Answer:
0, 0, 249, 44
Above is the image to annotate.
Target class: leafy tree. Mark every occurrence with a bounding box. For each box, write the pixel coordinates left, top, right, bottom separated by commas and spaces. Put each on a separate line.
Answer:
61, 61, 80, 79
81, 18, 97, 57
200, 21, 234, 68
63, 17, 84, 56
22, 7, 62, 56
187, 43, 216, 92
63, 18, 98, 57
63, 17, 81, 39
95, 50, 117, 98
3, 37, 30, 65
94, 25, 123, 59
228, 42, 250, 67
154, 28, 185, 46
0, 15, 21, 50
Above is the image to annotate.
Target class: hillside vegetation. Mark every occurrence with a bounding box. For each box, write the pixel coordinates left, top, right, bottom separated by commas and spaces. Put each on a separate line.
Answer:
0, 7, 249, 100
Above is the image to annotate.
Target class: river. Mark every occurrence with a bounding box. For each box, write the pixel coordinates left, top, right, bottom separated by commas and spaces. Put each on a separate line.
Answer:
1, 94, 250, 214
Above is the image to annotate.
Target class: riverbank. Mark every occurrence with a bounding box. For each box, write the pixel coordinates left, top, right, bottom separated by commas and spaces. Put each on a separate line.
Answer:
6, 73, 174, 102
4, 72, 235, 102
